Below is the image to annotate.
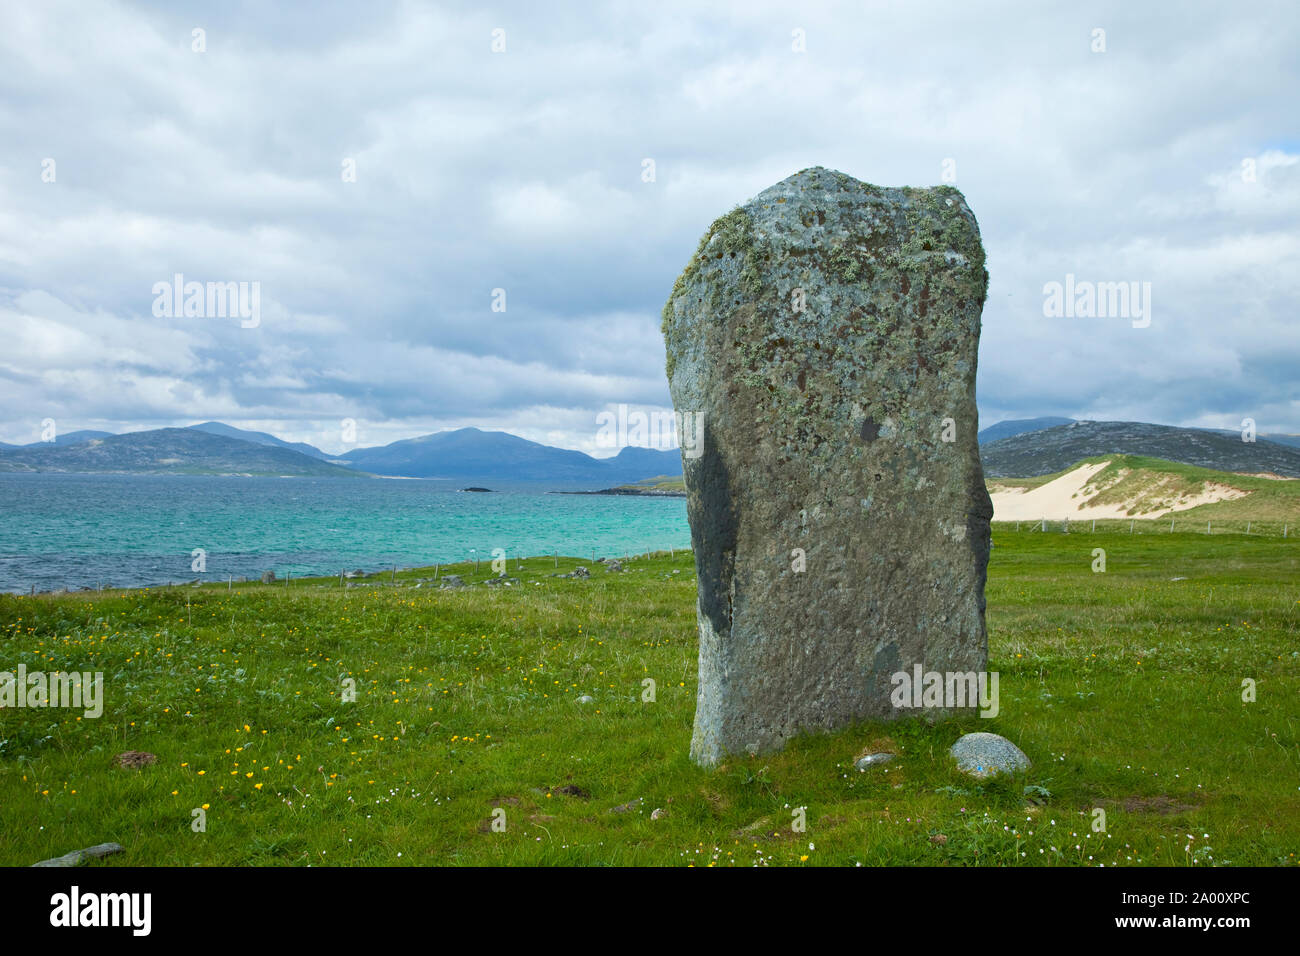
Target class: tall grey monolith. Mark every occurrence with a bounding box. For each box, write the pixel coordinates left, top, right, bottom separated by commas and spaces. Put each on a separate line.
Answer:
662, 167, 993, 767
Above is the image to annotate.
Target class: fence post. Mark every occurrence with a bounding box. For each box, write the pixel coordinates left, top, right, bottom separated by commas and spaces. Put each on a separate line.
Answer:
1130, 520, 1134, 534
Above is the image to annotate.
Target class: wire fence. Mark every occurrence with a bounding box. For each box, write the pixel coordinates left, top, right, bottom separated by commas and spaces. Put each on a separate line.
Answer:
993, 517, 1294, 537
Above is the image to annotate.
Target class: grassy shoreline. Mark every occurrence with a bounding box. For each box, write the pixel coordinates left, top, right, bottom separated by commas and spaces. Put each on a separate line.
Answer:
2, 534, 1297, 866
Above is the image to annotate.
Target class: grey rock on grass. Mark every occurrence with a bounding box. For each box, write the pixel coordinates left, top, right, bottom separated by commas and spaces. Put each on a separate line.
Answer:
662, 167, 992, 767
33, 842, 124, 867
950, 732, 1030, 777
854, 752, 896, 770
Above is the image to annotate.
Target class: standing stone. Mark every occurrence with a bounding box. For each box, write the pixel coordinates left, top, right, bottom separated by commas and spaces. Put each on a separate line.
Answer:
662, 167, 992, 767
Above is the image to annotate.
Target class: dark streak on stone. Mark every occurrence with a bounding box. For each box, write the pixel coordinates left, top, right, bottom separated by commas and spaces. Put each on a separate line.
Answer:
687, 443, 737, 639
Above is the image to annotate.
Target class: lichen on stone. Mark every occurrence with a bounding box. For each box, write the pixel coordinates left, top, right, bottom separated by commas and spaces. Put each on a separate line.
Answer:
662, 206, 765, 380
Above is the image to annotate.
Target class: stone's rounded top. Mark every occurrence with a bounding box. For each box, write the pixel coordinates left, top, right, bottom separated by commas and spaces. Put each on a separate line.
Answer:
741, 165, 977, 220
673, 166, 986, 314
759, 165, 859, 193
661, 166, 988, 381
950, 732, 1031, 778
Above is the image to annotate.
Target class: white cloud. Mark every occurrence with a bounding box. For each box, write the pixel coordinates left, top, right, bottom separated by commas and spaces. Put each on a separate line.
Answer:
1, 0, 1298, 447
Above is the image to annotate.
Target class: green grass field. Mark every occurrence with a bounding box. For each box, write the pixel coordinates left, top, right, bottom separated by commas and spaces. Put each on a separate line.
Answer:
2, 527, 1297, 867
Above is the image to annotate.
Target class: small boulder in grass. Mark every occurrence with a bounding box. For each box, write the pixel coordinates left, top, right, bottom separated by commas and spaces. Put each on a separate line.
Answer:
854, 752, 895, 771
115, 751, 157, 770
854, 736, 898, 771
33, 842, 124, 867
950, 732, 1030, 778
576, 695, 595, 704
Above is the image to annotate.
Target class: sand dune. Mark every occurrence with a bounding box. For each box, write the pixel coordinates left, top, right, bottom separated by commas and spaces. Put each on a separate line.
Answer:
988, 461, 1248, 521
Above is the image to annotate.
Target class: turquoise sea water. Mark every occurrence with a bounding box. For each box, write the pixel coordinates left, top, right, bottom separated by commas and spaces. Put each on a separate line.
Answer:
0, 474, 690, 593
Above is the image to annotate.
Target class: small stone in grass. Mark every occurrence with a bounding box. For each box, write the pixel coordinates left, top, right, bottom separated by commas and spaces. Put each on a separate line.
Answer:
32, 842, 124, 868
854, 752, 896, 771
950, 732, 1030, 778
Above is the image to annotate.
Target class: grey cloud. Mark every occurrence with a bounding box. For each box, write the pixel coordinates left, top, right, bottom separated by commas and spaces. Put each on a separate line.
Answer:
1, 0, 1298, 447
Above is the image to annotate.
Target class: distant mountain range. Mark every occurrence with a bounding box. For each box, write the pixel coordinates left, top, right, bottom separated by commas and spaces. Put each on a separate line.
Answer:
977, 417, 1074, 444
188, 421, 332, 460
0, 429, 115, 448
981, 420, 1300, 478
976, 415, 1300, 450
0, 422, 684, 483
0, 428, 361, 477
337, 427, 682, 481
4, 416, 1298, 481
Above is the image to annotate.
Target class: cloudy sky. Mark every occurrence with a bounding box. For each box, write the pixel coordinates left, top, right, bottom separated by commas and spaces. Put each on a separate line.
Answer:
2, 0, 1297, 454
